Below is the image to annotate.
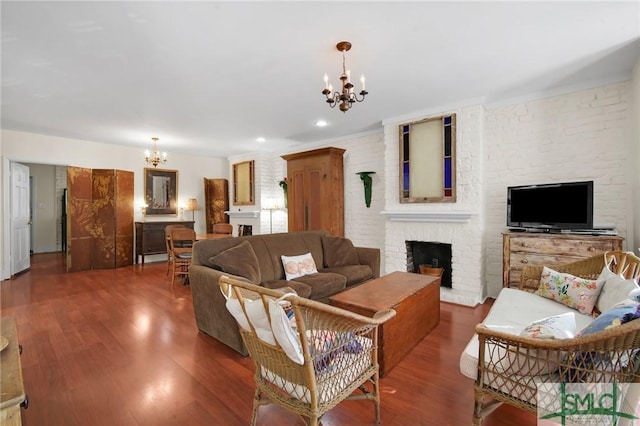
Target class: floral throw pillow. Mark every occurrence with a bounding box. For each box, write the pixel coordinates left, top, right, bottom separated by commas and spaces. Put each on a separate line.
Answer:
535, 266, 605, 314
520, 312, 577, 339
281, 253, 318, 280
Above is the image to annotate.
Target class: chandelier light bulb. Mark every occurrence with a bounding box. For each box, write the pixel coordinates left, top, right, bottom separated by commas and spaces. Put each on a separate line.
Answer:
144, 137, 168, 168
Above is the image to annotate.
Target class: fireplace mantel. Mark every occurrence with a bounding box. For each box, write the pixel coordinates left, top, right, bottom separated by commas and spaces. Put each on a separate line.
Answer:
380, 211, 476, 223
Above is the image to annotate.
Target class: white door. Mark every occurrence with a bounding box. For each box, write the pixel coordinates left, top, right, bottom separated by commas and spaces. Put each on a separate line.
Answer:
11, 162, 30, 275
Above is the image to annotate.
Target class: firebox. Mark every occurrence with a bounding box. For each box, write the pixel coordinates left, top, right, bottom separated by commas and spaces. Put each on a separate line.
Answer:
406, 241, 452, 288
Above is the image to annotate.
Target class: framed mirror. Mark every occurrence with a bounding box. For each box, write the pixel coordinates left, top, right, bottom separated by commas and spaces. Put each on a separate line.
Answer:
233, 160, 255, 205
399, 114, 456, 203
144, 168, 178, 215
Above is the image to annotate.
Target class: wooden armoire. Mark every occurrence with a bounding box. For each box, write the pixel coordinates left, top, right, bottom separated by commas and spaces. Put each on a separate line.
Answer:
203, 178, 229, 233
281, 147, 345, 237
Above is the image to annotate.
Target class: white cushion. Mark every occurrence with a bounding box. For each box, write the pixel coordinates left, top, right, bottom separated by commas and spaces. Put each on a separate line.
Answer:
535, 266, 605, 314
226, 298, 276, 345
281, 253, 318, 280
459, 288, 594, 380
268, 298, 304, 364
596, 265, 639, 313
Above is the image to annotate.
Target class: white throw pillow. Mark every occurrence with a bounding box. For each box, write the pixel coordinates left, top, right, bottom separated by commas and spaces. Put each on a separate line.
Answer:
281, 253, 318, 280
519, 312, 577, 340
596, 265, 639, 313
226, 298, 276, 345
268, 298, 304, 364
498, 313, 576, 376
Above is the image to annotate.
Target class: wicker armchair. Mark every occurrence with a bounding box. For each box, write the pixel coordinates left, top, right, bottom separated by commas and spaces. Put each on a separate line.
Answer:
473, 251, 640, 425
219, 275, 396, 426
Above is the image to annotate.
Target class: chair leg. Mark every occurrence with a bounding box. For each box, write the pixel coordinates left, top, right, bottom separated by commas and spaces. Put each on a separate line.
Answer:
250, 389, 261, 426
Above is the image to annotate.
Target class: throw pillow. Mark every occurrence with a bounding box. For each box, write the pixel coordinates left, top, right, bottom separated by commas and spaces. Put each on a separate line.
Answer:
596, 266, 639, 313
209, 241, 261, 284
322, 235, 359, 268
498, 313, 576, 376
535, 266, 605, 314
225, 297, 276, 345
578, 299, 640, 336
520, 312, 577, 340
281, 253, 318, 280
565, 299, 640, 383
268, 298, 304, 365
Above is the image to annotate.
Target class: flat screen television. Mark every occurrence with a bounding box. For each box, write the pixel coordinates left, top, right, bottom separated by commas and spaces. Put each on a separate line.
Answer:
507, 181, 593, 231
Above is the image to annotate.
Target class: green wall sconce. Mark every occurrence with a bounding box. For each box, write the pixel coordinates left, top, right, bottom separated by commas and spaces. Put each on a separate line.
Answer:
356, 171, 376, 208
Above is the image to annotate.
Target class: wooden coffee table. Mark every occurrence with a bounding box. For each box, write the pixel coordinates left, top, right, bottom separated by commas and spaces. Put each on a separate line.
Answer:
329, 271, 440, 377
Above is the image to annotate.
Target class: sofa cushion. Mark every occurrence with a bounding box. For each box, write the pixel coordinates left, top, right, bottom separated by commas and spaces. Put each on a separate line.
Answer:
281, 253, 318, 280
322, 235, 359, 267
596, 265, 639, 313
209, 240, 261, 284
579, 299, 640, 336
535, 266, 604, 314
262, 280, 313, 299
320, 265, 373, 286
520, 312, 577, 340
292, 272, 347, 300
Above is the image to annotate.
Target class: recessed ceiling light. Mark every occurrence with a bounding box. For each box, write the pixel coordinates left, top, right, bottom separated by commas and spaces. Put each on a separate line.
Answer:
256, 137, 266, 143
315, 120, 328, 127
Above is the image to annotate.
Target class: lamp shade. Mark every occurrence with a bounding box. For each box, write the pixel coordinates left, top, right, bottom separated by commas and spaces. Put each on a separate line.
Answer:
186, 198, 200, 211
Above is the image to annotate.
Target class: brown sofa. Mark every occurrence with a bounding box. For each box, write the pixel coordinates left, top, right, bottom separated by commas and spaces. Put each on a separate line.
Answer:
189, 230, 380, 355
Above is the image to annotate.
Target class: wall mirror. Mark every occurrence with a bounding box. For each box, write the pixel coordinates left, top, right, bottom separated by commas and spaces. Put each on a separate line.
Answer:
232, 160, 255, 205
399, 114, 456, 203
144, 168, 178, 215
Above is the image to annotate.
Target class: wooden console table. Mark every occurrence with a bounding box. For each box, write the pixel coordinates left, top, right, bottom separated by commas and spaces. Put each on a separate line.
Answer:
503, 232, 623, 288
1, 317, 27, 425
135, 221, 194, 264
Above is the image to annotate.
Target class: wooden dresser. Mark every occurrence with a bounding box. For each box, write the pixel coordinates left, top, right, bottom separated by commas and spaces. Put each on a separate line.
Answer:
0, 318, 27, 426
135, 221, 194, 264
503, 232, 623, 288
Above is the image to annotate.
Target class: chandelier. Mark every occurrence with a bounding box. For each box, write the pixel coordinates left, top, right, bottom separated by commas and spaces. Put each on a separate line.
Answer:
322, 41, 368, 112
144, 137, 167, 168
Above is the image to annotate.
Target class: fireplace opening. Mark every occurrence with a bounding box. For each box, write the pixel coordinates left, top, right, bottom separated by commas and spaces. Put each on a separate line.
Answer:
406, 241, 452, 288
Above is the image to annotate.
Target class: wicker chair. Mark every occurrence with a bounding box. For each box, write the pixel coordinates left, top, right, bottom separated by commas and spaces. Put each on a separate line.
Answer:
473, 251, 640, 425
219, 275, 396, 426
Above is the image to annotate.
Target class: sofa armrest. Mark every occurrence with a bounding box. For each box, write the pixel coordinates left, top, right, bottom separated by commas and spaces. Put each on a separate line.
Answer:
189, 264, 249, 356
356, 246, 380, 279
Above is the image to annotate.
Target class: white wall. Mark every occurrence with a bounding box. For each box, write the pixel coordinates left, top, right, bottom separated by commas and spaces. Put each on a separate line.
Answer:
484, 81, 634, 296
633, 58, 640, 255
26, 163, 57, 253
1, 130, 228, 277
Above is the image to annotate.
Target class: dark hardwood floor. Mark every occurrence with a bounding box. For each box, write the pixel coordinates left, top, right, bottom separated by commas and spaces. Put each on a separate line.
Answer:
1, 253, 535, 425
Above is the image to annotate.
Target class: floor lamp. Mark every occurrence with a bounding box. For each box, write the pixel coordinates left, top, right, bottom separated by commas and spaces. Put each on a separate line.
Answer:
263, 198, 280, 234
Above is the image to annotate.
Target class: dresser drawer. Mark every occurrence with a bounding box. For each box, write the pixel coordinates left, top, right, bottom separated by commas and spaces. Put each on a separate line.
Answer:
508, 236, 616, 256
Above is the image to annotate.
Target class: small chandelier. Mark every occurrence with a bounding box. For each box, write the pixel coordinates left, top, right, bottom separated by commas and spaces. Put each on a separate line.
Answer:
144, 137, 167, 168
322, 41, 368, 112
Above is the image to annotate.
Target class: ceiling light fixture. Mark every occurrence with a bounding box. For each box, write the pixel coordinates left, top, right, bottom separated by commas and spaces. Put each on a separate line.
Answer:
322, 41, 368, 112
315, 120, 328, 127
256, 137, 266, 143
144, 137, 167, 168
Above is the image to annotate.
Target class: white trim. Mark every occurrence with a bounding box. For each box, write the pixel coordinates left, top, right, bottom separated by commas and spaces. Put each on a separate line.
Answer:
225, 210, 261, 218
380, 210, 476, 223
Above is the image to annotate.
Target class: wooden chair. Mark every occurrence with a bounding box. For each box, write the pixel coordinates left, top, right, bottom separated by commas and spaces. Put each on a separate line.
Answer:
212, 223, 233, 235
219, 275, 396, 426
168, 228, 195, 287
164, 224, 186, 276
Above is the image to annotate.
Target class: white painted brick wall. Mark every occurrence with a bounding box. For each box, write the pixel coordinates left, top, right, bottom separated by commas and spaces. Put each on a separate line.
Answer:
484, 81, 632, 297
382, 105, 485, 306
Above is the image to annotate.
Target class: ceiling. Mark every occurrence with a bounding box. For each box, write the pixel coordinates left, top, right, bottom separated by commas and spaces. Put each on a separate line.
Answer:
2, 1, 639, 159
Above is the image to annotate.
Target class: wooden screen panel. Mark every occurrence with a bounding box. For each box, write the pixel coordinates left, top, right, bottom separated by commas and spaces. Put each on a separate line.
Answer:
91, 169, 116, 269
204, 178, 229, 233
67, 166, 93, 272
115, 170, 134, 267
